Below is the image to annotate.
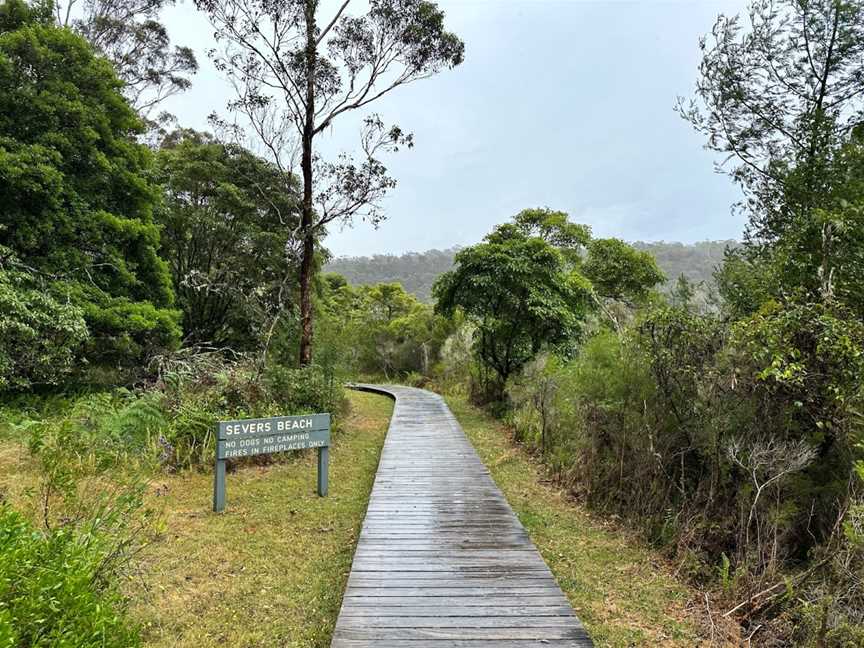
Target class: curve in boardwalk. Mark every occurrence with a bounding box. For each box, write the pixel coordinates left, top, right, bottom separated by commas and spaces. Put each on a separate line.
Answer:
332, 384, 593, 648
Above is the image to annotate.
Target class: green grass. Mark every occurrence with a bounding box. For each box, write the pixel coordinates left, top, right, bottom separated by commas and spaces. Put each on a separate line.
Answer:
0, 390, 393, 648
446, 393, 702, 648
129, 390, 392, 647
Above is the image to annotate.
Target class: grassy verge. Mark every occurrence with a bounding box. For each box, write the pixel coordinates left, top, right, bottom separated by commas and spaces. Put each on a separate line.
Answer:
0, 390, 393, 648
130, 390, 392, 647
446, 393, 703, 648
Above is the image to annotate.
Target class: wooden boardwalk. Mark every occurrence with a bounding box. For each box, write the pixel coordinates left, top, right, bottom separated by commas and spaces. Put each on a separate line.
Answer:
332, 385, 593, 647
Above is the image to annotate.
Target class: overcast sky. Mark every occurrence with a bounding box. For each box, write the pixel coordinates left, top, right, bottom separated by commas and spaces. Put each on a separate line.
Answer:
161, 0, 750, 258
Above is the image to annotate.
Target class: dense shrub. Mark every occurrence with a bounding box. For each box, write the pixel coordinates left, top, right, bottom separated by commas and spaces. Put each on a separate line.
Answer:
154, 361, 346, 468
0, 1, 181, 371
0, 268, 89, 391
262, 364, 344, 415
503, 292, 864, 641
8, 356, 347, 471
434, 324, 475, 395
0, 396, 156, 648
0, 505, 142, 647
312, 278, 455, 381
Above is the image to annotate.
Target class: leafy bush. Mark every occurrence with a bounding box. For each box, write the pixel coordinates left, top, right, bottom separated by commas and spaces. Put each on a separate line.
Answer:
435, 324, 475, 395
0, 3, 181, 371
78, 294, 181, 371
21, 391, 166, 471
0, 504, 142, 648
312, 278, 455, 381
262, 364, 344, 415
0, 268, 89, 392
5, 355, 345, 472
0, 395, 157, 648
150, 359, 345, 469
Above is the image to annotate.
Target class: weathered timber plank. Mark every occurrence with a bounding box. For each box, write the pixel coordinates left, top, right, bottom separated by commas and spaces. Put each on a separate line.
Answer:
345, 579, 559, 588
332, 642, 589, 648
333, 628, 592, 641
342, 586, 565, 597
339, 605, 576, 617
338, 596, 574, 607
330, 385, 593, 648
336, 617, 584, 629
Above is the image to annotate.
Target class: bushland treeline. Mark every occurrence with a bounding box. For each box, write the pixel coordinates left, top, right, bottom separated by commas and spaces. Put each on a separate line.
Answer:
326, 240, 737, 302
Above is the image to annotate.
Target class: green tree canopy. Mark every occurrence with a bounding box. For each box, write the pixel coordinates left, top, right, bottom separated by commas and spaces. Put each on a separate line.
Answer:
511, 207, 592, 256
154, 130, 301, 350
0, 259, 89, 391
0, 0, 179, 368
434, 209, 665, 400
434, 213, 593, 400
583, 237, 665, 303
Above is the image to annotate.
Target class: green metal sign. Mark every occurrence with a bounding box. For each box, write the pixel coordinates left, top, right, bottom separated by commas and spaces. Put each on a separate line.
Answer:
213, 413, 331, 512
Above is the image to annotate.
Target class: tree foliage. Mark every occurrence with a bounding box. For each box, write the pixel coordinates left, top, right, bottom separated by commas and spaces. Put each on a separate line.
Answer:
583, 237, 665, 303
155, 130, 301, 350
314, 277, 453, 379
434, 227, 588, 397
55, 0, 198, 118
434, 208, 665, 399
0, 264, 89, 391
0, 1, 180, 368
679, 0, 864, 244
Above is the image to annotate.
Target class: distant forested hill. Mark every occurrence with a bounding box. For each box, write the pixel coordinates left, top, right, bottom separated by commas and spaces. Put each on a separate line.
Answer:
325, 240, 738, 302
325, 247, 462, 301
633, 240, 737, 286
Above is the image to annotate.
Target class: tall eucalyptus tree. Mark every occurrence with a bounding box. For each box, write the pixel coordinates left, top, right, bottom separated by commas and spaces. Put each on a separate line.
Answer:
195, 0, 464, 364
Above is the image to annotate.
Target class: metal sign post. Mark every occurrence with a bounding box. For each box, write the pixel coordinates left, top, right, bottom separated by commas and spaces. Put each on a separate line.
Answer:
213, 413, 331, 512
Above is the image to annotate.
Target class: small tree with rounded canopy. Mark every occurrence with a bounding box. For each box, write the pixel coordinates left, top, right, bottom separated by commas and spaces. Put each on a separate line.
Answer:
434, 215, 592, 402
434, 209, 664, 402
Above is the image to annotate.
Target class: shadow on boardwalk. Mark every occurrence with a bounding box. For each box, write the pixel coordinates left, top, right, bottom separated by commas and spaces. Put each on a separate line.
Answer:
332, 384, 594, 648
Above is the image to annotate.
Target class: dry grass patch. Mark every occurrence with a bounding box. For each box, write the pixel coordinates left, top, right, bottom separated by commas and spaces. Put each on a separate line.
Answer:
128, 390, 392, 647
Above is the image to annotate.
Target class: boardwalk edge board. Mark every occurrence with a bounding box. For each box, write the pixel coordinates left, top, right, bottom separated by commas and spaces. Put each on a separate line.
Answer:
332, 384, 594, 647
